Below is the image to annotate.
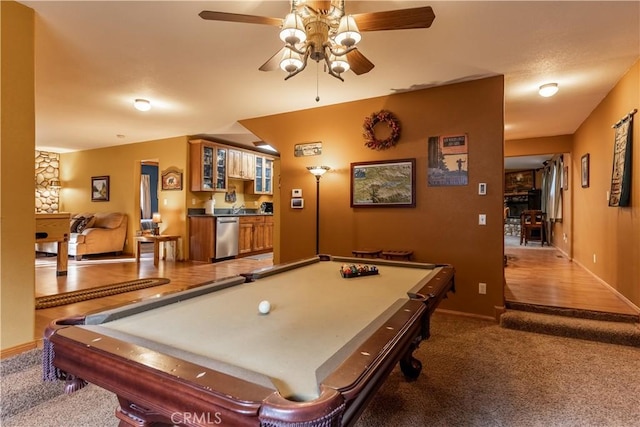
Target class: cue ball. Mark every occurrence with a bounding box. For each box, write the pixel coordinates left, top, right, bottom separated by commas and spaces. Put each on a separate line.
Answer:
258, 300, 271, 314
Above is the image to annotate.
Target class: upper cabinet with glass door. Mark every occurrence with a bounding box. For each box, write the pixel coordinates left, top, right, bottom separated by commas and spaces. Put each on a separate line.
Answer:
251, 155, 274, 195
189, 139, 227, 192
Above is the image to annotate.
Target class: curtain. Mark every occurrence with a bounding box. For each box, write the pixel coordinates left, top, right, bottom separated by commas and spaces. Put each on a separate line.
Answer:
541, 157, 563, 243
140, 174, 151, 219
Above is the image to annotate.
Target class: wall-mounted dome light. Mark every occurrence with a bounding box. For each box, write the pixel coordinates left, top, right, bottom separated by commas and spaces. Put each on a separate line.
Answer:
538, 83, 559, 97
134, 98, 152, 111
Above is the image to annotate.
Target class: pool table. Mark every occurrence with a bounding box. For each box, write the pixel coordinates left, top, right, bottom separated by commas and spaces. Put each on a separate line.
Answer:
44, 255, 455, 427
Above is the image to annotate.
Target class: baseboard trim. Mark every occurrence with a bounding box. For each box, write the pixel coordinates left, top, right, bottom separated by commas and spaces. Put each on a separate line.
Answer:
435, 308, 497, 323
1, 340, 38, 360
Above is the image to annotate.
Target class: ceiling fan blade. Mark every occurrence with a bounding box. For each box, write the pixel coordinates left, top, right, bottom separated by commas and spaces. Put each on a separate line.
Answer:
259, 47, 286, 72
347, 49, 374, 75
352, 6, 436, 31
199, 11, 282, 27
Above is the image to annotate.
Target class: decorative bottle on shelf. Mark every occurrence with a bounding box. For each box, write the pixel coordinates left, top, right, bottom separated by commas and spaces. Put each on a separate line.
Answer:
204, 196, 215, 215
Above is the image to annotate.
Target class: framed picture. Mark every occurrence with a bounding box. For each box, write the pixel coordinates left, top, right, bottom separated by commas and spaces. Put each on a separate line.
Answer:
291, 198, 304, 209
161, 167, 183, 191
350, 159, 416, 208
292, 189, 302, 197
581, 154, 590, 188
504, 170, 535, 194
91, 176, 110, 201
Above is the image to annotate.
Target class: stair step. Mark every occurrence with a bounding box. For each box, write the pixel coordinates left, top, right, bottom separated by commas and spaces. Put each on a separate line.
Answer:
500, 310, 640, 347
505, 301, 640, 323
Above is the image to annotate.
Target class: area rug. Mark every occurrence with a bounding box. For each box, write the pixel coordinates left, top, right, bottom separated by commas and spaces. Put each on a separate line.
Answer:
35, 278, 170, 309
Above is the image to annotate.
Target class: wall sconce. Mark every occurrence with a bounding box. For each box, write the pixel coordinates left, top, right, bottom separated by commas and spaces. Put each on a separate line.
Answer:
48, 179, 61, 189
152, 212, 162, 235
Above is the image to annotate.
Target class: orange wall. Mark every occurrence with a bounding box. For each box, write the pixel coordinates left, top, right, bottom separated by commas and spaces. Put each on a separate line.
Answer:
1, 1, 36, 351
505, 135, 572, 157
572, 60, 639, 306
242, 76, 505, 318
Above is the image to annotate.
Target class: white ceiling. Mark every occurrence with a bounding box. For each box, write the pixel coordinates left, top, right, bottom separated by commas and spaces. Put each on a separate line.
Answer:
21, 1, 640, 164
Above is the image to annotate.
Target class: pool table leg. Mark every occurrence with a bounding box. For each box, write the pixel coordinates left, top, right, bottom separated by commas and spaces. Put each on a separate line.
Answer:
399, 338, 423, 380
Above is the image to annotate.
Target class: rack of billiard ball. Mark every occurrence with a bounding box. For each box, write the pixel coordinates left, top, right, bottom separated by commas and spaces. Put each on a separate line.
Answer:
340, 263, 379, 278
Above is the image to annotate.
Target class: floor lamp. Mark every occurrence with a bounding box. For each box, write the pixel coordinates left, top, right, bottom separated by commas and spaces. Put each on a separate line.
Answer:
307, 166, 330, 254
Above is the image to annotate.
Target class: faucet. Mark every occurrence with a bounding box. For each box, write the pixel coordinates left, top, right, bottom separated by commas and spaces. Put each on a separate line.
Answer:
232, 204, 245, 214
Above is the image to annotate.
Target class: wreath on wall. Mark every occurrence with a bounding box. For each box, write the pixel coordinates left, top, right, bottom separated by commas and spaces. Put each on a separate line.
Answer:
362, 110, 401, 150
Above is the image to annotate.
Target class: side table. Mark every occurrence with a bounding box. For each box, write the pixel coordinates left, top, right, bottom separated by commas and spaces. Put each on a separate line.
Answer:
135, 235, 180, 267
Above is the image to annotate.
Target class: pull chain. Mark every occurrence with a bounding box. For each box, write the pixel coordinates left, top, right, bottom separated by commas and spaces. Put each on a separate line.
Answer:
316, 61, 320, 102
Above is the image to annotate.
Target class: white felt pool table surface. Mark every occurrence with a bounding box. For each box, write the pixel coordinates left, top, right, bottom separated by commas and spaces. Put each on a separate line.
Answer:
81, 258, 442, 401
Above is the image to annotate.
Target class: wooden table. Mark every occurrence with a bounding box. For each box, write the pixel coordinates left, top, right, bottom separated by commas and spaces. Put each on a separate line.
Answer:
36, 213, 70, 276
135, 235, 180, 267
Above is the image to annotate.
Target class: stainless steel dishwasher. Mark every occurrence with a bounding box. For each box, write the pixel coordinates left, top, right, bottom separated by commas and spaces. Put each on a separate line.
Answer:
215, 216, 239, 259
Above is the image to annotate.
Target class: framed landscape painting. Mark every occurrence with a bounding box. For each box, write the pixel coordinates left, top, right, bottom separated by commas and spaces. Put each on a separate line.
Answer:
350, 159, 416, 208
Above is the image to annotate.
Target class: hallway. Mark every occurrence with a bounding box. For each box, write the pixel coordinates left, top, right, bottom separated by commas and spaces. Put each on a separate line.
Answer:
503, 236, 639, 319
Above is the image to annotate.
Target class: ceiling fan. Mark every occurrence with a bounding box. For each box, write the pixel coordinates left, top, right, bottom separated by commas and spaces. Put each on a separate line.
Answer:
199, 0, 435, 82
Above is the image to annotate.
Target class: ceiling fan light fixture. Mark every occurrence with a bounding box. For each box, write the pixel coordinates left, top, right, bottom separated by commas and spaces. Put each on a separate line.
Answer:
329, 53, 350, 74
280, 49, 303, 73
134, 98, 151, 111
538, 83, 559, 97
280, 13, 306, 45
335, 15, 361, 47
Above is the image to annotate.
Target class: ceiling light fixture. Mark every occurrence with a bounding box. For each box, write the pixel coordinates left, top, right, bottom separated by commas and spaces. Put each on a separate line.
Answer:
199, 3, 436, 84
538, 83, 559, 97
278, 3, 364, 82
134, 99, 152, 111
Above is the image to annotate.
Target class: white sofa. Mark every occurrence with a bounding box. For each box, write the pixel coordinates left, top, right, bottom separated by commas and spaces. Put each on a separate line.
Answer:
36, 212, 127, 260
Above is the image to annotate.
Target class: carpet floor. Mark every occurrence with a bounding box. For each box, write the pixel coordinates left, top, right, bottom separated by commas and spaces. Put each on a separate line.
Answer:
2, 312, 639, 426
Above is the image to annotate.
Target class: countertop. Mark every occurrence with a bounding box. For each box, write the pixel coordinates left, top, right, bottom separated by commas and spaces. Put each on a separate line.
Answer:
187, 208, 272, 217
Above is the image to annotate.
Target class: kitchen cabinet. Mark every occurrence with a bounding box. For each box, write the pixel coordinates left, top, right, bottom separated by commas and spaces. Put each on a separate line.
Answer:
189, 140, 227, 192
189, 216, 215, 262
228, 148, 255, 180
239, 215, 273, 255
264, 215, 274, 250
238, 217, 254, 255
250, 156, 274, 195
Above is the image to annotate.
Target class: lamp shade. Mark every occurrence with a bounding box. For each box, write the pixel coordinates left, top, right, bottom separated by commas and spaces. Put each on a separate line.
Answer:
152, 212, 162, 223
280, 13, 306, 45
307, 166, 330, 177
329, 52, 350, 74
280, 49, 303, 73
335, 15, 361, 47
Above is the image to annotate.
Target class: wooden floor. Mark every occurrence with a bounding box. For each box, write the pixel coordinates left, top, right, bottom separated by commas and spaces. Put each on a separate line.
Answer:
34, 240, 639, 341
504, 236, 639, 317
34, 252, 274, 340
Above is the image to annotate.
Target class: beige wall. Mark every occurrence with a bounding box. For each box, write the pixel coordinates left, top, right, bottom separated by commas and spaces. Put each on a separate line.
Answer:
242, 76, 506, 318
572, 60, 639, 306
59, 136, 190, 258
1, 1, 36, 352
